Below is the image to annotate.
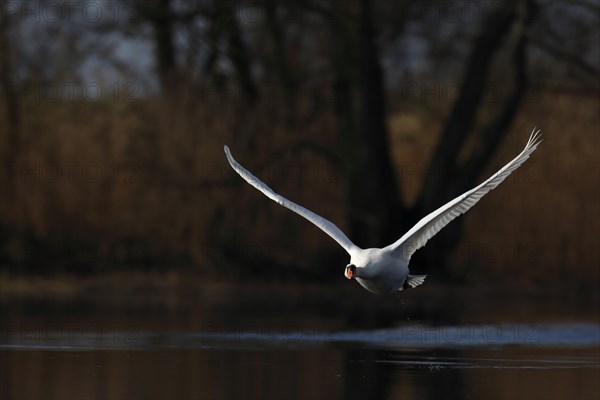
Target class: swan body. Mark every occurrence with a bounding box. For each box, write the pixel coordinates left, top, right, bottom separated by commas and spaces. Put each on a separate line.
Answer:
224, 129, 542, 294
349, 248, 409, 294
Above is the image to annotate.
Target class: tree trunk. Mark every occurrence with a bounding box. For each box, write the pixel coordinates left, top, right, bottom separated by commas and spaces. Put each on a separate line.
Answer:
456, 0, 539, 191
417, 2, 518, 212
150, 0, 177, 93
414, 0, 538, 276
0, 0, 20, 227
220, 2, 258, 106
0, 0, 20, 157
345, 0, 401, 248
328, 2, 359, 240
264, 2, 296, 105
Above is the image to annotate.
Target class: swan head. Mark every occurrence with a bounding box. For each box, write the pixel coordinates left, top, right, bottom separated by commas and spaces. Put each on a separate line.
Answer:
344, 264, 356, 280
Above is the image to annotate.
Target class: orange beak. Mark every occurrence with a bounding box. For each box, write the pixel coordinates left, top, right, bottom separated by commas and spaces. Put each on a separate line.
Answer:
344, 265, 355, 279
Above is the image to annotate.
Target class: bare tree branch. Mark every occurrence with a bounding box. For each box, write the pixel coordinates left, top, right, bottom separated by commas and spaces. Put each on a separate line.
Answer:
530, 36, 600, 78
417, 1, 518, 212
457, 0, 540, 191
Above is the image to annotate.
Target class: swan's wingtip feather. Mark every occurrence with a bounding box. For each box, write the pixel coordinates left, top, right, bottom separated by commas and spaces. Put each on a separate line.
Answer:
525, 127, 542, 150
224, 145, 234, 161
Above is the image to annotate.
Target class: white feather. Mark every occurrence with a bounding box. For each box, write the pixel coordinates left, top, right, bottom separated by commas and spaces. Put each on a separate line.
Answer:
383, 128, 542, 261
224, 145, 360, 256
224, 128, 542, 293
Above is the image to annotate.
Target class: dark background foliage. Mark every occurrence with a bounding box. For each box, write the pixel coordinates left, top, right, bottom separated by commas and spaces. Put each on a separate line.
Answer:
0, 0, 598, 287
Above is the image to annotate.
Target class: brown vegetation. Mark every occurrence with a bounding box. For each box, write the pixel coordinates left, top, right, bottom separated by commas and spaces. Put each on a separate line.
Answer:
1, 87, 598, 285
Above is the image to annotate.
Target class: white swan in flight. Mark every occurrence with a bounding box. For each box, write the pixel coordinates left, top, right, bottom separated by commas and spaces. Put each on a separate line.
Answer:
224, 129, 542, 294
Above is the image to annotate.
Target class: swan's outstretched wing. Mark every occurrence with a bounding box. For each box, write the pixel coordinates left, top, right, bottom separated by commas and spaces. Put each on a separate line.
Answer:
224, 146, 360, 256
384, 128, 542, 261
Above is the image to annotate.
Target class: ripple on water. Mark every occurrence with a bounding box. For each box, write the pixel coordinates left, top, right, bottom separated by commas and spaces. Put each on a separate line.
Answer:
1, 323, 598, 351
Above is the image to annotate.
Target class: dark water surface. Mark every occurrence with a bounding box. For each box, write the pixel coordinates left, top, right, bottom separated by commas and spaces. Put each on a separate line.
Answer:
1, 280, 598, 399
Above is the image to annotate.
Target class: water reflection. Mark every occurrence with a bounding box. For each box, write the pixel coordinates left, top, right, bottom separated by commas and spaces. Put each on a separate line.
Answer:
2, 342, 597, 399
1, 281, 599, 399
